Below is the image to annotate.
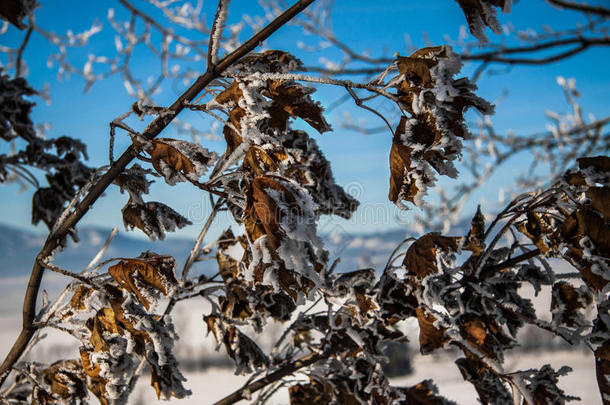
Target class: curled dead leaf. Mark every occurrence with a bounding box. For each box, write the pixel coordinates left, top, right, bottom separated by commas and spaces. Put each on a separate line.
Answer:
122, 200, 191, 241
560, 208, 610, 292
463, 205, 486, 255
387, 46, 492, 207
455, 0, 508, 43
108, 252, 178, 310
145, 138, 217, 185
70, 285, 93, 311
551, 281, 593, 328
41, 360, 88, 400
403, 233, 460, 278
416, 308, 450, 354
289, 377, 334, 405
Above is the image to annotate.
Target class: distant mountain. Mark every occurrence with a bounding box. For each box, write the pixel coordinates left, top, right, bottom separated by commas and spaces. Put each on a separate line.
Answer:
0, 224, 197, 278
0, 219, 471, 278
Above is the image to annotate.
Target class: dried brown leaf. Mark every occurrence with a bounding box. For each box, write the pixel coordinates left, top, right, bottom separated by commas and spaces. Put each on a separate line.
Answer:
122, 200, 191, 241
399, 379, 454, 405
587, 187, 610, 221
108, 253, 178, 309
560, 208, 610, 291
551, 281, 593, 328
70, 285, 93, 311
41, 360, 88, 400
463, 205, 486, 254
289, 377, 334, 405
403, 233, 460, 278
147, 138, 216, 185
416, 308, 450, 354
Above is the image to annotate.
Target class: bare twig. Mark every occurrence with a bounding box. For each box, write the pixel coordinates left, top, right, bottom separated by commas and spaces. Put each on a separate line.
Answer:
182, 198, 224, 282
208, 0, 231, 68
16, 22, 33, 77
212, 352, 326, 405
547, 0, 610, 16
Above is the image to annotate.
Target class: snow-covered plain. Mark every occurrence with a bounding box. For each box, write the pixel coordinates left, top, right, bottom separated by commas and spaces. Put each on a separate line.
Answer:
128, 350, 599, 404
0, 248, 601, 405
0, 276, 601, 404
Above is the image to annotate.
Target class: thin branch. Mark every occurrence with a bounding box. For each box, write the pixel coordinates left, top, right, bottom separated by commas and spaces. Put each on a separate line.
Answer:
212, 352, 326, 405
483, 248, 541, 274
16, 22, 33, 77
208, 0, 231, 68
547, 0, 610, 16
181, 198, 223, 282
37, 261, 97, 288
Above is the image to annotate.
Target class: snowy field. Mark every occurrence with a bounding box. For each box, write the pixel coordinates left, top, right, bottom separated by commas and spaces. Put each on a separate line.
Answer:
0, 274, 602, 404
128, 349, 599, 404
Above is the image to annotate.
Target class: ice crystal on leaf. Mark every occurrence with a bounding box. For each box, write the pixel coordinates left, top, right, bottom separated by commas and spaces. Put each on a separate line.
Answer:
121, 201, 191, 241
455, 0, 511, 43
382, 46, 493, 208
134, 138, 217, 186
242, 175, 326, 303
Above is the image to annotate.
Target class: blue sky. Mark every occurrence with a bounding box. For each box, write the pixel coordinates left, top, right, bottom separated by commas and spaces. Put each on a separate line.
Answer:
1, 0, 609, 241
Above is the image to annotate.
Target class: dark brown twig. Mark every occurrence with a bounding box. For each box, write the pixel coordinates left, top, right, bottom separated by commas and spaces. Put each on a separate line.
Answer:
212, 352, 326, 405
547, 0, 610, 16
16, 22, 33, 77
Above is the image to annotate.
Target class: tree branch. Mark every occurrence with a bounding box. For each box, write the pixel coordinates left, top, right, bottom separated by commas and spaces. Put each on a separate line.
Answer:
483, 249, 541, 274
16, 22, 33, 77
212, 352, 326, 405
208, 0, 231, 68
547, 0, 610, 16
0, 0, 318, 387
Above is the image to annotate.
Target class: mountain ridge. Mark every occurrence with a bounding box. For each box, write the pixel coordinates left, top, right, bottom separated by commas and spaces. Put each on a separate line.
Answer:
0, 222, 425, 278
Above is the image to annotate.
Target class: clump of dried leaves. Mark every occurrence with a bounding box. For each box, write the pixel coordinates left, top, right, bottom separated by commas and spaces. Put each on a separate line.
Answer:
2, 2, 609, 405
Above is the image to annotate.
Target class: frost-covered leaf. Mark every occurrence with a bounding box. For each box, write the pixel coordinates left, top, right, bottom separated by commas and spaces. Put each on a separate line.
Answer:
386, 46, 493, 207
416, 308, 450, 354
576, 155, 610, 186
550, 281, 592, 328
280, 130, 358, 218
458, 314, 512, 360
455, 353, 512, 405
265, 79, 331, 134
560, 208, 610, 292
203, 316, 269, 375
243, 175, 326, 302
122, 200, 191, 240
114, 163, 155, 201
230, 50, 303, 75
403, 233, 460, 278
516, 264, 552, 296
69, 285, 94, 311
242, 131, 359, 219
108, 252, 178, 310
289, 376, 334, 405
40, 360, 88, 401
516, 212, 552, 254
80, 288, 189, 403
376, 272, 418, 324
396, 379, 457, 404
455, 0, 510, 43
212, 51, 330, 166
141, 138, 216, 186
520, 364, 579, 405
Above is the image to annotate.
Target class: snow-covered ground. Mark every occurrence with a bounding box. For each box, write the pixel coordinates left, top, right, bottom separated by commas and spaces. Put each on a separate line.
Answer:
0, 272, 601, 404
127, 349, 599, 404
